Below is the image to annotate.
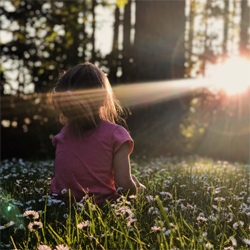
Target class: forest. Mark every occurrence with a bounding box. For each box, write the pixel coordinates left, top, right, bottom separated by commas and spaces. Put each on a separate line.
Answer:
1, 0, 249, 163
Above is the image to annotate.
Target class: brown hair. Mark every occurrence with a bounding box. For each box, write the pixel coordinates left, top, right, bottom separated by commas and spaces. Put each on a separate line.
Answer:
48, 62, 129, 136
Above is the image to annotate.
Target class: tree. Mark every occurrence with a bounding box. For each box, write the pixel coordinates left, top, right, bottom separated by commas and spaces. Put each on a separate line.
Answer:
240, 0, 250, 58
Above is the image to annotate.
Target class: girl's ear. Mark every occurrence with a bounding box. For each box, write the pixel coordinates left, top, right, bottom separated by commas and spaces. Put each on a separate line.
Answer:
59, 113, 68, 125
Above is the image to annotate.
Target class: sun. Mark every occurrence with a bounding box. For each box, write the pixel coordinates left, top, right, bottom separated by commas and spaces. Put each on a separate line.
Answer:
207, 57, 250, 95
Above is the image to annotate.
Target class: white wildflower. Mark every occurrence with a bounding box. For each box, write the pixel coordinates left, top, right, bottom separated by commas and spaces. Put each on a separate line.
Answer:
240, 203, 249, 212
223, 247, 234, 250
231, 237, 237, 246
54, 244, 69, 250
0, 221, 15, 230
127, 218, 137, 227
101, 233, 110, 237
148, 207, 159, 215
214, 197, 225, 202
203, 232, 207, 237
146, 195, 155, 202
242, 238, 250, 245
233, 221, 244, 229
186, 204, 194, 209
151, 226, 161, 231
197, 215, 208, 222
164, 229, 172, 235
226, 213, 233, 222
205, 242, 213, 249
159, 192, 172, 199
212, 205, 219, 211
169, 223, 177, 230
28, 221, 43, 232
89, 203, 96, 211
77, 220, 91, 229
61, 189, 67, 194
23, 210, 39, 219
129, 194, 137, 199
38, 245, 52, 250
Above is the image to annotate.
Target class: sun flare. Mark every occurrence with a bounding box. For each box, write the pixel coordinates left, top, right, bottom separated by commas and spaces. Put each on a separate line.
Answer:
207, 57, 250, 95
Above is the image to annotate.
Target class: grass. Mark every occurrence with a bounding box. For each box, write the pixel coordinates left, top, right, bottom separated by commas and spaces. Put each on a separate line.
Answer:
0, 155, 250, 249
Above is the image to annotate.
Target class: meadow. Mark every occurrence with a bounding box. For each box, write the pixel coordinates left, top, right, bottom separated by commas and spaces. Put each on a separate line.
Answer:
1, 156, 250, 250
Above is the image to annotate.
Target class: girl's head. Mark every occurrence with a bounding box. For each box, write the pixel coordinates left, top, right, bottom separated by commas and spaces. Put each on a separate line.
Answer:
49, 62, 127, 135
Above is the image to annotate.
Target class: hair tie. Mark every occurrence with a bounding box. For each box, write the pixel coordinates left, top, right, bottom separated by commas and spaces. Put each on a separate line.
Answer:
66, 90, 72, 95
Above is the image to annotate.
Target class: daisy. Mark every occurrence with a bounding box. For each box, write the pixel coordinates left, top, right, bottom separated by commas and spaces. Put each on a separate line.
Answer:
126, 213, 135, 220
233, 221, 244, 229
129, 194, 137, 199
28, 221, 43, 232
61, 189, 67, 194
127, 218, 137, 227
38, 245, 52, 250
77, 220, 91, 229
151, 226, 161, 231
0, 221, 15, 230
159, 192, 172, 199
242, 239, 250, 245
205, 242, 213, 249
22, 169, 28, 173
164, 229, 172, 235
89, 203, 96, 211
197, 216, 208, 222
146, 195, 155, 202
214, 197, 225, 201
148, 207, 159, 215
23, 210, 39, 219
231, 237, 237, 246
240, 203, 250, 212
54, 245, 69, 250
186, 204, 194, 209
203, 232, 207, 237
226, 213, 233, 222
212, 205, 219, 211
101, 233, 110, 237
169, 223, 177, 230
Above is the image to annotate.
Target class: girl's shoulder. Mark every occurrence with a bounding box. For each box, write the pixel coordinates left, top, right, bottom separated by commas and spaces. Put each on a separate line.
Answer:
100, 120, 127, 132
101, 119, 117, 127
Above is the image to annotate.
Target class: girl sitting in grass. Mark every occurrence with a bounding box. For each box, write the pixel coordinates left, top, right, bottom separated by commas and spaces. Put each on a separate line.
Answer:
49, 62, 146, 205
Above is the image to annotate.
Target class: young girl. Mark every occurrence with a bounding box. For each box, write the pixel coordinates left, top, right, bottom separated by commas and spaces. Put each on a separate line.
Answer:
49, 62, 146, 205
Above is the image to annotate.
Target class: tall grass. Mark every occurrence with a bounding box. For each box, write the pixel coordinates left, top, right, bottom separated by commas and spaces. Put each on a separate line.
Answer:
1, 156, 250, 249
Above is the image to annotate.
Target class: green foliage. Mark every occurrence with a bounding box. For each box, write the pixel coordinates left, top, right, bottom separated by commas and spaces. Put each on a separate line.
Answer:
1, 0, 107, 94
1, 156, 250, 249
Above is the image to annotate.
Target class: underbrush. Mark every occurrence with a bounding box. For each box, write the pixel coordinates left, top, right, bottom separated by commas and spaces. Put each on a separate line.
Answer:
1, 156, 250, 249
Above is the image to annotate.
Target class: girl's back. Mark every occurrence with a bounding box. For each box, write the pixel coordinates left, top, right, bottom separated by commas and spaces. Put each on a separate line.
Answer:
51, 119, 133, 205
49, 62, 145, 205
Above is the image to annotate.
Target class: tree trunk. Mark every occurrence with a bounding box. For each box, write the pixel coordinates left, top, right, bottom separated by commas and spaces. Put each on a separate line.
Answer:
240, 0, 250, 58
121, 0, 132, 82
91, 0, 96, 62
133, 1, 185, 81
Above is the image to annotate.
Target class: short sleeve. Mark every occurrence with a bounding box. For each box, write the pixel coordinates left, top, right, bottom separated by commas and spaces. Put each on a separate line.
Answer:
112, 126, 134, 155
52, 136, 57, 148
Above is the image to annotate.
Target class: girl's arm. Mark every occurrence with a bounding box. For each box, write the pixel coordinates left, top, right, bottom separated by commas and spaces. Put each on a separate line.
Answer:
131, 175, 146, 193
113, 141, 137, 195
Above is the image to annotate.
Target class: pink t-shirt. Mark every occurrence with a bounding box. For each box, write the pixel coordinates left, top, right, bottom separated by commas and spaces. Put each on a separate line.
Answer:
50, 120, 134, 205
